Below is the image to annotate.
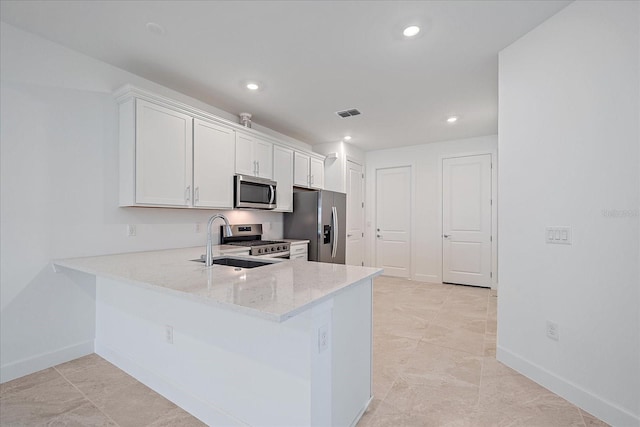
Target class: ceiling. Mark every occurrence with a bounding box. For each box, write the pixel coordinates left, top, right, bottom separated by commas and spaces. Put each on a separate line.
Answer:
0, 0, 570, 151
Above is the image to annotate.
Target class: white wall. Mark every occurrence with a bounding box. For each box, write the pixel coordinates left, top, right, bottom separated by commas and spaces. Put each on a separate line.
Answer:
365, 135, 497, 284
314, 141, 365, 193
0, 23, 303, 382
497, 1, 639, 425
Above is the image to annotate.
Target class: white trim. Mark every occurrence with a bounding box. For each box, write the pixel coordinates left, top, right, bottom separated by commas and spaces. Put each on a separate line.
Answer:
349, 395, 374, 427
497, 346, 640, 427
414, 273, 439, 283
95, 342, 249, 427
0, 340, 94, 383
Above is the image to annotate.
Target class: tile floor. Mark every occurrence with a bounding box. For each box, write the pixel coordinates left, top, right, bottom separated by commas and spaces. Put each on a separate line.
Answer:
0, 276, 608, 426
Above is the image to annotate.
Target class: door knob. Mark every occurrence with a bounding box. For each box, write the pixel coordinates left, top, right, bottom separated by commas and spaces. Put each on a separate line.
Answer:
376, 228, 380, 232
347, 233, 353, 237
377, 234, 382, 238
443, 234, 451, 238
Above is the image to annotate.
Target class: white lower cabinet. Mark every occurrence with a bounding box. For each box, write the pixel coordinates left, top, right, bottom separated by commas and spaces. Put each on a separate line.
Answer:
193, 119, 235, 209
289, 242, 308, 261
273, 145, 293, 212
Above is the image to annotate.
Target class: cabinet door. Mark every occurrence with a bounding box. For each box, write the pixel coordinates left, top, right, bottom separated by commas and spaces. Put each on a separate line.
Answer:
235, 133, 255, 176
294, 152, 310, 187
310, 157, 325, 189
135, 99, 193, 206
273, 145, 293, 212
254, 138, 273, 179
193, 119, 235, 208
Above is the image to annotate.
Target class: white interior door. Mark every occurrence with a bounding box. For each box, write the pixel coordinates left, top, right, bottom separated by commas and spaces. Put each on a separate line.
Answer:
346, 160, 364, 266
375, 167, 411, 277
442, 154, 492, 287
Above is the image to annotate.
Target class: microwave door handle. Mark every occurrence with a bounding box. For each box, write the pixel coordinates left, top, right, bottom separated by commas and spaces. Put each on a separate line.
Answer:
269, 185, 275, 205
331, 206, 338, 258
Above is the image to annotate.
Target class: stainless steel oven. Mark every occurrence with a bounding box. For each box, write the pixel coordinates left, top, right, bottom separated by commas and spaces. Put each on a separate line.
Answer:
234, 175, 277, 209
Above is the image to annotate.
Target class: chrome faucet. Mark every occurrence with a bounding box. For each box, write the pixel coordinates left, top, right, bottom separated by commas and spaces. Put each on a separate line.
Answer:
205, 214, 232, 267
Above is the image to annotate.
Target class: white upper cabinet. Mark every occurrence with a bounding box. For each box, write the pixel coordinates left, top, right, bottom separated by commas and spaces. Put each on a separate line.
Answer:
235, 133, 273, 179
294, 151, 324, 189
134, 99, 193, 206
294, 152, 311, 187
273, 145, 293, 212
310, 157, 325, 189
193, 119, 235, 209
117, 85, 322, 209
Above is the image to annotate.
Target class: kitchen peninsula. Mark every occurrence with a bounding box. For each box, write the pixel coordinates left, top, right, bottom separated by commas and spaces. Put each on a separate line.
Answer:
54, 247, 382, 427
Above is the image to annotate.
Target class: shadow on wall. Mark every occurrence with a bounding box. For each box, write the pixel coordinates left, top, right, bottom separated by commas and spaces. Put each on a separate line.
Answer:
0, 265, 96, 382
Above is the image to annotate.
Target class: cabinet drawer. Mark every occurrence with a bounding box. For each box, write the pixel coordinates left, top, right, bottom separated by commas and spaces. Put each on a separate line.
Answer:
290, 253, 307, 261
290, 244, 308, 255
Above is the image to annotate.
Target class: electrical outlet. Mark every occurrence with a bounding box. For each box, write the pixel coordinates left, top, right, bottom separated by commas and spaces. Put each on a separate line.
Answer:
165, 325, 174, 344
127, 224, 136, 237
546, 320, 559, 341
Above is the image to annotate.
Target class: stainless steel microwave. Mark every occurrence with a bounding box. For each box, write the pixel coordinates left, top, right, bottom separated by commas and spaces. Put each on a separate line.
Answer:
234, 175, 277, 209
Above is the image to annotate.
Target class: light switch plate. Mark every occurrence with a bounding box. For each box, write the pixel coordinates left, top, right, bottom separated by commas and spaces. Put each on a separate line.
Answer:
546, 226, 571, 245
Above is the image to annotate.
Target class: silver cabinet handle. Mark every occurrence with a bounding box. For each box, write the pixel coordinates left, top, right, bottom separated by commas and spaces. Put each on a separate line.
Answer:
195, 186, 200, 203
256, 161, 260, 176
185, 185, 191, 202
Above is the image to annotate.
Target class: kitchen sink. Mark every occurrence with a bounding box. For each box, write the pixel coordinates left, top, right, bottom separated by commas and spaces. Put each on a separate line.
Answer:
192, 256, 276, 269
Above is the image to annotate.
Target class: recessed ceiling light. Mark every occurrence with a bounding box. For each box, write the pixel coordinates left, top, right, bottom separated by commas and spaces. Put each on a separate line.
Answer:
343, 136, 352, 141
246, 83, 259, 91
403, 25, 420, 37
447, 116, 459, 123
145, 22, 166, 36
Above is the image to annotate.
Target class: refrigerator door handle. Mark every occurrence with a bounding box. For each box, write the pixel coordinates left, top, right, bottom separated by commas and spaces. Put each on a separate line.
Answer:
331, 206, 338, 258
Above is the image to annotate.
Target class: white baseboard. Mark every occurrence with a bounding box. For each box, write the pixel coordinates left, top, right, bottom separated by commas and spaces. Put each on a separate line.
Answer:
497, 346, 640, 427
350, 395, 374, 427
413, 273, 440, 283
95, 342, 249, 427
0, 340, 94, 383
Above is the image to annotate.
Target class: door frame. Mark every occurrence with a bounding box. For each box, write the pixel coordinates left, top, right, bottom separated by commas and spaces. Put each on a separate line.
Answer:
439, 152, 498, 289
372, 165, 414, 278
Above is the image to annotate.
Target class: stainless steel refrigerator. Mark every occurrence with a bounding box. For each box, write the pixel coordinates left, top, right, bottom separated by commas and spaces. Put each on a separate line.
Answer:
283, 190, 346, 264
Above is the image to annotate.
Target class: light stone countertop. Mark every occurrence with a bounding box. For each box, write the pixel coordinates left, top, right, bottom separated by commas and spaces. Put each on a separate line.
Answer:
282, 239, 310, 244
53, 246, 382, 322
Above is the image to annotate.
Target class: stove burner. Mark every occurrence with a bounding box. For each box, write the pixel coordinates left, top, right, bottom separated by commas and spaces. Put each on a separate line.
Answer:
222, 224, 290, 256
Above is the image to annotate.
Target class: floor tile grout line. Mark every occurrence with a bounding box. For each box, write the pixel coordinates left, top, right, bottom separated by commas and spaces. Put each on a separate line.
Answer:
53, 365, 123, 427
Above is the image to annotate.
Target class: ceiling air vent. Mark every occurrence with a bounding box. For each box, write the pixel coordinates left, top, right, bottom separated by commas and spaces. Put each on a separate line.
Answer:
336, 108, 361, 118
